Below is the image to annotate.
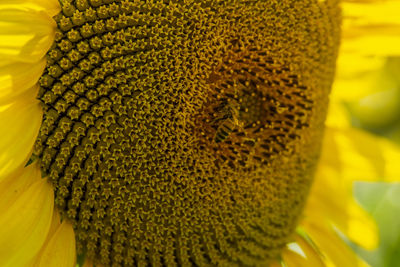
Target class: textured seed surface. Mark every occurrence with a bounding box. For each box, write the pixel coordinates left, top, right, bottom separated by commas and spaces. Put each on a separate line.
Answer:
35, 0, 341, 266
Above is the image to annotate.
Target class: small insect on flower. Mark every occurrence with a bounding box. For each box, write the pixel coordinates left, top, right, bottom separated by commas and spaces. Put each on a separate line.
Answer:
213, 98, 243, 143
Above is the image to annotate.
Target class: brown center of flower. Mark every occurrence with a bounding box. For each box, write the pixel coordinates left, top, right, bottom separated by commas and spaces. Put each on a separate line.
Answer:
35, 0, 340, 266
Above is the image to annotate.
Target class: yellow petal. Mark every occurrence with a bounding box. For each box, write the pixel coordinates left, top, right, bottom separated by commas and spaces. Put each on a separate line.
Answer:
0, 0, 60, 17
345, 201, 378, 250
341, 0, 400, 56
324, 126, 400, 183
325, 100, 352, 129
0, 60, 46, 104
342, 0, 400, 31
305, 126, 381, 249
281, 248, 310, 267
293, 233, 325, 267
0, 1, 58, 63
337, 53, 386, 77
0, 162, 41, 209
0, 176, 53, 266
29, 209, 60, 266
305, 187, 378, 251
302, 220, 368, 267
341, 35, 400, 56
332, 55, 386, 102
33, 218, 76, 267
0, 87, 42, 182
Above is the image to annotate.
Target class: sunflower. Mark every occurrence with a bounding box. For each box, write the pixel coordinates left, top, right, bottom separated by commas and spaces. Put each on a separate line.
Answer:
1, 0, 399, 267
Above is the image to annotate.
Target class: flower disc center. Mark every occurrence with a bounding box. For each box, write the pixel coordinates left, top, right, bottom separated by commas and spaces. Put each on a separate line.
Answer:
35, 0, 340, 266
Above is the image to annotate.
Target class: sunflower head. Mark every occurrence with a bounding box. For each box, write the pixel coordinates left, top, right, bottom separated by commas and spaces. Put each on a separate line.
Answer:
33, 0, 340, 265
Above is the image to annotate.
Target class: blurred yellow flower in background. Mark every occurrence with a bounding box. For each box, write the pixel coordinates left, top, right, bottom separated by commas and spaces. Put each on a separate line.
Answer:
294, 0, 400, 266
0, 0, 399, 266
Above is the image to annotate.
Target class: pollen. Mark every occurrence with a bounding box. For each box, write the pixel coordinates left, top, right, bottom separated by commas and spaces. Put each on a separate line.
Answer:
34, 0, 341, 266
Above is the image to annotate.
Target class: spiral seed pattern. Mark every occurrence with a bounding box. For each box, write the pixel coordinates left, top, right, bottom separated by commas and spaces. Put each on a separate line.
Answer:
35, 0, 341, 266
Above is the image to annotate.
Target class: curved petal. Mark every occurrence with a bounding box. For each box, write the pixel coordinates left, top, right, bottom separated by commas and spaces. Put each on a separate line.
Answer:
293, 233, 325, 267
0, 1, 58, 63
0, 0, 60, 17
323, 126, 400, 183
304, 126, 382, 250
0, 60, 46, 104
0, 162, 41, 208
305, 190, 378, 251
344, 200, 378, 250
33, 218, 76, 267
281, 248, 311, 267
302, 220, 368, 267
0, 87, 42, 182
0, 175, 54, 266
